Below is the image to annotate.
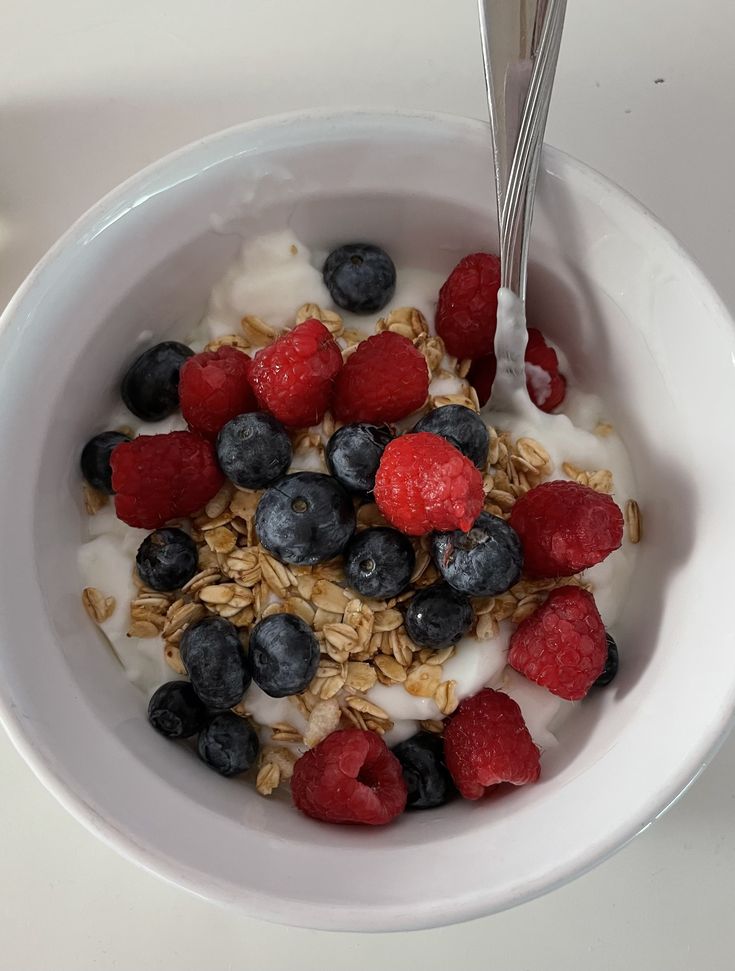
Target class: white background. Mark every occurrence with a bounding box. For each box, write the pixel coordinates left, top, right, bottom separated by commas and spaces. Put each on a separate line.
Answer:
2, 1, 734, 968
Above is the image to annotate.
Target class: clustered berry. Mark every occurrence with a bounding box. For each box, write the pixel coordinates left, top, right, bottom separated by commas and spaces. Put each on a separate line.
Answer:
80, 241, 628, 827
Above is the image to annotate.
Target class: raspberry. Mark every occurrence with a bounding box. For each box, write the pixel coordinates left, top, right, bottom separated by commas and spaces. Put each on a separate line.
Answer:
332, 332, 429, 424
443, 688, 540, 800
435, 253, 500, 359
291, 729, 407, 825
468, 328, 566, 411
374, 432, 484, 535
179, 346, 256, 440
524, 328, 566, 411
248, 319, 342, 428
111, 431, 224, 529
467, 354, 496, 407
509, 480, 624, 578
508, 586, 607, 700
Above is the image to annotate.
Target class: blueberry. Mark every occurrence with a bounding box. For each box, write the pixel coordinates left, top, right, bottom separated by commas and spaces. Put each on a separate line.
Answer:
344, 527, 415, 600
595, 633, 619, 687
392, 732, 456, 809
80, 431, 131, 494
431, 513, 523, 598
216, 412, 292, 489
180, 616, 251, 709
414, 405, 490, 470
135, 528, 198, 592
255, 472, 356, 565
147, 681, 206, 739
404, 583, 474, 649
197, 712, 260, 777
325, 423, 393, 494
323, 243, 396, 314
249, 613, 320, 698
121, 341, 194, 421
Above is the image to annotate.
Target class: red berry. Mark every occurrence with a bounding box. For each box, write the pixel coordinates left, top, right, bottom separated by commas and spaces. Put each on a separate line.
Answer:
468, 328, 565, 412
248, 319, 342, 428
509, 480, 624, 578
111, 431, 224, 529
291, 729, 407, 825
467, 354, 497, 408
443, 688, 540, 800
524, 328, 566, 411
374, 432, 484, 535
508, 586, 607, 700
179, 346, 256, 440
435, 253, 501, 359
332, 331, 429, 424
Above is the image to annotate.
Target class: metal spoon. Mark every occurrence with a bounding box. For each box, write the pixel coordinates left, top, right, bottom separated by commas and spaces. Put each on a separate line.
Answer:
477, 0, 566, 301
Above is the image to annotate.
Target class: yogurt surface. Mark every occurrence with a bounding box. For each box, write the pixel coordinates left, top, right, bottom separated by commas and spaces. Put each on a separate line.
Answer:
77, 230, 638, 755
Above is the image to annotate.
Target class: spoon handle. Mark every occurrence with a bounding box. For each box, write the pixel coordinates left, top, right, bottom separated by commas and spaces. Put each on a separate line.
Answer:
478, 0, 566, 299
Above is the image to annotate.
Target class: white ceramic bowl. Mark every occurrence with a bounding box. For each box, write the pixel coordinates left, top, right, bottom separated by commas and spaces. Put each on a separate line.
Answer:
1, 109, 734, 932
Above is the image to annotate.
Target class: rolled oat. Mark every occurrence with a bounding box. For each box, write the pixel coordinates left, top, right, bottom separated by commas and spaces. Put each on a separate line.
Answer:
82, 587, 116, 624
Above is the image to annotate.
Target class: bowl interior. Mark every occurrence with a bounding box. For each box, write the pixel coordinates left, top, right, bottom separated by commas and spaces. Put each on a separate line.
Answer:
1, 111, 734, 930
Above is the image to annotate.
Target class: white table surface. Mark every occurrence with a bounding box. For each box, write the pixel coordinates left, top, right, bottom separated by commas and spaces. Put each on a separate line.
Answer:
2, 1, 734, 967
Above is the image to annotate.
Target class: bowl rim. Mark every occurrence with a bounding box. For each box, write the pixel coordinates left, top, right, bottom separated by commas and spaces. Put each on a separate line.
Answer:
1, 106, 734, 931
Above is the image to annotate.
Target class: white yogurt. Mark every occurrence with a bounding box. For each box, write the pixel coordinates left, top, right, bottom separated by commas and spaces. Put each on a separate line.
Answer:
243, 683, 309, 736
200, 231, 444, 344
499, 667, 567, 751
367, 627, 510, 722
79, 236, 638, 754
428, 373, 466, 398
203, 231, 331, 337
77, 511, 172, 692
485, 287, 637, 627
382, 720, 421, 747
524, 362, 552, 407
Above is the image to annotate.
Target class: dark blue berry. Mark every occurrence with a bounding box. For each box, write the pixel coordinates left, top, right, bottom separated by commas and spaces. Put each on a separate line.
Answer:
404, 583, 474, 649
323, 243, 396, 314
414, 404, 489, 470
197, 712, 259, 777
595, 633, 619, 686
255, 472, 355, 565
121, 341, 194, 421
249, 613, 320, 698
344, 527, 415, 600
180, 616, 251, 709
325, 423, 393, 494
392, 732, 456, 809
80, 431, 130, 494
147, 681, 206, 739
136, 528, 198, 592
216, 412, 292, 489
431, 513, 523, 597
